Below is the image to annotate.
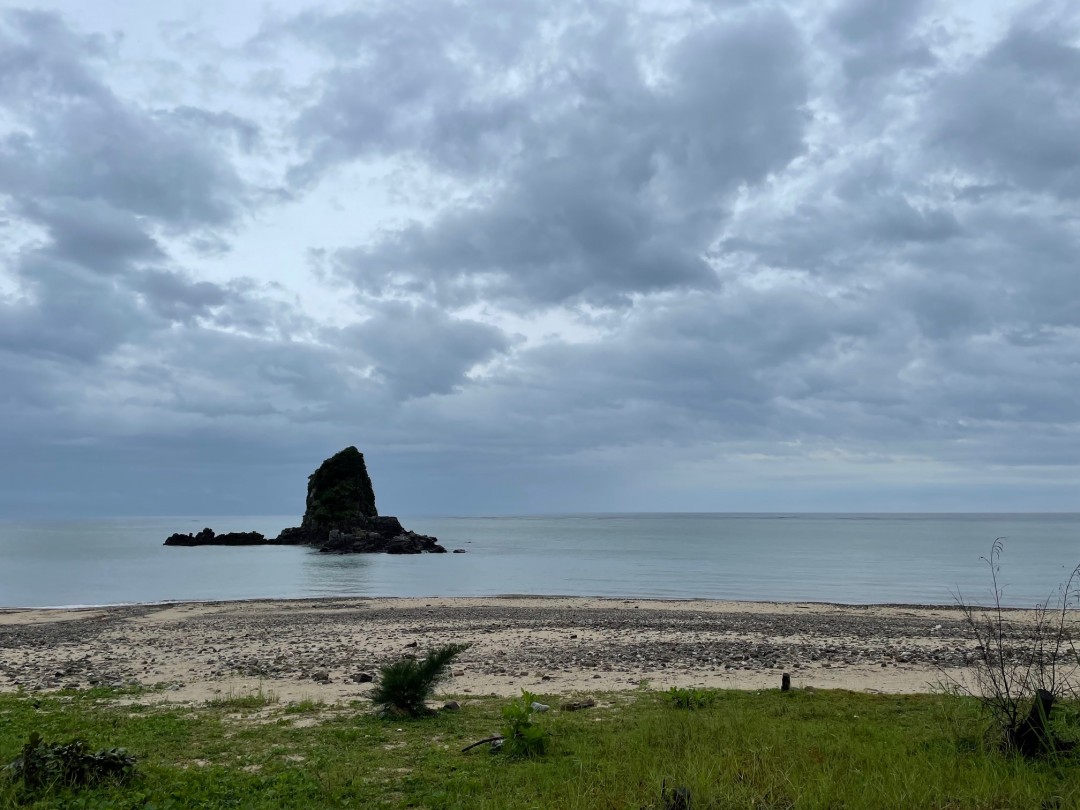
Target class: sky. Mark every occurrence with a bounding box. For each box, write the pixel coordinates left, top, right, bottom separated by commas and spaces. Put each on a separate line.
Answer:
2, 0, 1080, 518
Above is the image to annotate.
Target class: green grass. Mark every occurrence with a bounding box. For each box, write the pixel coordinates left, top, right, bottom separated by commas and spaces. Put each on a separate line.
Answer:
282, 698, 326, 715
668, 686, 717, 710
205, 685, 280, 710
1, 688, 1078, 809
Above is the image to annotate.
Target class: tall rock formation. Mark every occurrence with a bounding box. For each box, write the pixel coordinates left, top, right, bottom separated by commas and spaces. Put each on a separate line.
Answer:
165, 447, 446, 554
301, 446, 378, 532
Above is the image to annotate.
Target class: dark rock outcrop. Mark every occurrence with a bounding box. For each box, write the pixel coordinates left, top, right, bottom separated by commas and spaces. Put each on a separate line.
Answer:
165, 529, 275, 547
319, 520, 446, 554
301, 446, 378, 536
164, 447, 447, 554
276, 449, 445, 553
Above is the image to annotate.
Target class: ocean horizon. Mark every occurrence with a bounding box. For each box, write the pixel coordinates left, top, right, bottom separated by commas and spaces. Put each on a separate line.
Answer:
1, 512, 1078, 610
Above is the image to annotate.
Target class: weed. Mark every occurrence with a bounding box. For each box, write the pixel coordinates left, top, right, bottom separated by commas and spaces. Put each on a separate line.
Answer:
499, 690, 550, 758
668, 687, 715, 710
207, 685, 280, 709
284, 699, 326, 714
3, 732, 137, 793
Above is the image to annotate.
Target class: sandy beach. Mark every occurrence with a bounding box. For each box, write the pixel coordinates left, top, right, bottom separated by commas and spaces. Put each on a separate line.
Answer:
0, 596, 1021, 704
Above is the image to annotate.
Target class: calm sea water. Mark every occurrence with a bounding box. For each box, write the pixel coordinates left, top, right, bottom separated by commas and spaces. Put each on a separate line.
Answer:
0, 514, 1078, 609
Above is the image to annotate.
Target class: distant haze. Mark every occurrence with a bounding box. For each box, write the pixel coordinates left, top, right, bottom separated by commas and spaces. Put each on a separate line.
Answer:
2, 1, 1080, 518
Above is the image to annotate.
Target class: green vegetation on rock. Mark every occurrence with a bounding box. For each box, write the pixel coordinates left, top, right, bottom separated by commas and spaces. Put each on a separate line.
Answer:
301, 446, 378, 530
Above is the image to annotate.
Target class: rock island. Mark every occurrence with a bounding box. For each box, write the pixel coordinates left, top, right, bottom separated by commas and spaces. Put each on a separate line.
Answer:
164, 447, 446, 554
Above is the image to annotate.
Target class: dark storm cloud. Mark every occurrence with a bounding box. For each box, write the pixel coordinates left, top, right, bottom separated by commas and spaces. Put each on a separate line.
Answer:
289, 5, 808, 308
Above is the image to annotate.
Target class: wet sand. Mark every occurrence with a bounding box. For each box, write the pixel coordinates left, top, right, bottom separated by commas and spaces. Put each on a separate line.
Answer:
0, 596, 1034, 703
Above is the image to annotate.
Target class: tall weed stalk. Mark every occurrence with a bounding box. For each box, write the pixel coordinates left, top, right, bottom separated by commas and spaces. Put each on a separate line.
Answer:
950, 539, 1080, 755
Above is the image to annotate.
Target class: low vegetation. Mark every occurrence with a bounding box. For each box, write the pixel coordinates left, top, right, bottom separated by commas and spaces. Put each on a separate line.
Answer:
668, 686, 716, 710
3, 732, 137, 798
497, 690, 550, 758
369, 643, 468, 717
2, 687, 1079, 809
206, 686, 279, 711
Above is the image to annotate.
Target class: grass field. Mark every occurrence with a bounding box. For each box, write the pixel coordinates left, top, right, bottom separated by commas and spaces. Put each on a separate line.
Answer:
1, 686, 1078, 809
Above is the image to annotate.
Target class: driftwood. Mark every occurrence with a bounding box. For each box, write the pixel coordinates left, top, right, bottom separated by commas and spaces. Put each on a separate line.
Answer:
461, 735, 504, 753
561, 698, 597, 711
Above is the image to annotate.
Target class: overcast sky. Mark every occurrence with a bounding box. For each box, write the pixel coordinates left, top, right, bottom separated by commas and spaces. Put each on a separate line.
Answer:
2, 0, 1079, 518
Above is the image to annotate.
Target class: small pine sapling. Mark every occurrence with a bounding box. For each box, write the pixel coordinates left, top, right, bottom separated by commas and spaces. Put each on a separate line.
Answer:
370, 643, 468, 717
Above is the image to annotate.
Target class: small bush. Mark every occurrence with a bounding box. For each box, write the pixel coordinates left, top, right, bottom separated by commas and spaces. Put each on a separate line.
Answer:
500, 690, 550, 758
370, 643, 468, 717
952, 539, 1080, 756
668, 687, 715, 710
3, 732, 137, 792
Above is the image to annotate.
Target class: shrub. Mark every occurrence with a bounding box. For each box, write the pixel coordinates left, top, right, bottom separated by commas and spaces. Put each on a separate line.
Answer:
500, 690, 550, 758
3, 732, 137, 792
668, 687, 715, 710
951, 539, 1080, 756
370, 643, 468, 716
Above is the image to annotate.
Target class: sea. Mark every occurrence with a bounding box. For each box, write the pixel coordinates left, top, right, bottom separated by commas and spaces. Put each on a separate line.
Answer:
0, 513, 1078, 609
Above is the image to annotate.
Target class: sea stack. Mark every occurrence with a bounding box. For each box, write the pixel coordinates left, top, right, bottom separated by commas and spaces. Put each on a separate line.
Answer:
303, 445, 378, 527
164, 447, 446, 554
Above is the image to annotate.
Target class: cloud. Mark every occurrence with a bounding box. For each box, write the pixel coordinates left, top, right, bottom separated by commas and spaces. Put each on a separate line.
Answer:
336, 302, 511, 398
0, 9, 288, 360
0, 252, 152, 363
263, 0, 548, 185
19, 197, 165, 273
0, 10, 251, 231
3, 1, 1080, 516
828, 0, 936, 92
934, 21, 1080, 199
294, 5, 809, 309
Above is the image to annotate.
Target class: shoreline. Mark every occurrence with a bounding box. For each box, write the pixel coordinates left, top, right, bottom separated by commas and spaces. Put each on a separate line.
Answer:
0, 596, 1058, 703
0, 593, 994, 613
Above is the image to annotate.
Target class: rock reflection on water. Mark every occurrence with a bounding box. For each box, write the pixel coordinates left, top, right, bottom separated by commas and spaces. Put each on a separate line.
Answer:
302, 551, 484, 598
298, 552, 374, 596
